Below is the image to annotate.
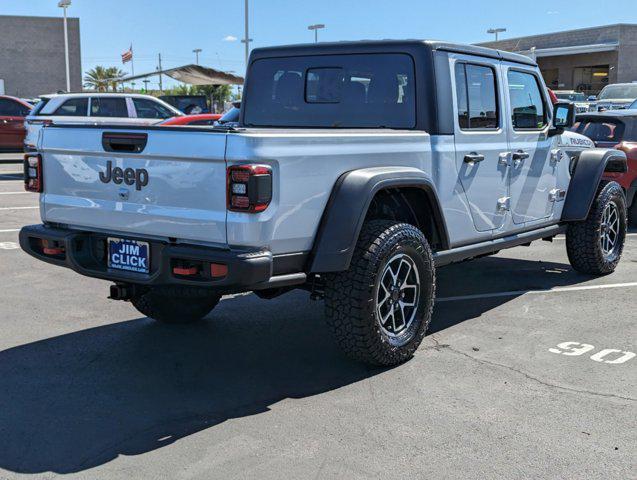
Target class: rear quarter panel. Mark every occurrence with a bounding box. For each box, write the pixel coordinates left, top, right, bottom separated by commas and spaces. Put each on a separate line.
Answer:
225, 130, 475, 254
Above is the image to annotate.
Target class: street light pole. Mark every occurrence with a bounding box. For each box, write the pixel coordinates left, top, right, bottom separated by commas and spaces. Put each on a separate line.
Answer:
487, 27, 506, 41
307, 24, 325, 43
193, 48, 202, 65
244, 0, 250, 67
58, 0, 71, 92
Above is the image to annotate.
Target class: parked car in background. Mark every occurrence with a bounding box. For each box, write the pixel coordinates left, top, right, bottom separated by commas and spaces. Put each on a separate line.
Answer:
24, 93, 182, 150
553, 90, 590, 114
573, 111, 637, 224
159, 95, 209, 114
159, 113, 222, 126
214, 101, 241, 126
0, 95, 32, 152
588, 83, 637, 112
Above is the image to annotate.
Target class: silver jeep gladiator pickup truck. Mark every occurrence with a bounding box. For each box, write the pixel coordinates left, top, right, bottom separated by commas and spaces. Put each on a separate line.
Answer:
20, 40, 628, 366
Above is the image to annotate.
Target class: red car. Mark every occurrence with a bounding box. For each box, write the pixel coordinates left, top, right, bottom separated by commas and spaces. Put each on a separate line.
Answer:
573, 111, 637, 224
0, 95, 32, 151
160, 113, 222, 126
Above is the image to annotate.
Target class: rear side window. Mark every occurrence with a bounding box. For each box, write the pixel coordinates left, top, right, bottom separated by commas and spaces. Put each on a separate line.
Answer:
454, 63, 499, 129
243, 53, 416, 128
90, 97, 128, 118
573, 120, 625, 143
132, 98, 174, 119
0, 98, 31, 117
507, 70, 546, 129
52, 98, 88, 116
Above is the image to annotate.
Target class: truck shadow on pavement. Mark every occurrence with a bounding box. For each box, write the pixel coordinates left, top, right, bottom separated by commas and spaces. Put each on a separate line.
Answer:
0, 255, 596, 474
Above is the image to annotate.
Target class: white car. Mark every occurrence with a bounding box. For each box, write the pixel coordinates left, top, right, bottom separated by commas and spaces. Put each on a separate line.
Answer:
552, 90, 590, 114
24, 93, 183, 150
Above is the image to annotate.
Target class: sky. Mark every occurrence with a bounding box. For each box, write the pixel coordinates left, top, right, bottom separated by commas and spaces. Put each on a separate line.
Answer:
1, 0, 636, 90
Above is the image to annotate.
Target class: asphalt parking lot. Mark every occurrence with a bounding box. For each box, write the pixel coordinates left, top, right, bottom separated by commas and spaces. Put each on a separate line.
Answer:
0, 158, 635, 479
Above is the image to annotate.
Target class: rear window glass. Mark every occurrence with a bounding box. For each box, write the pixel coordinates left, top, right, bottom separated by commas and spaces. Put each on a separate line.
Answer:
29, 98, 50, 116
52, 98, 88, 116
90, 97, 128, 117
243, 53, 416, 128
573, 120, 625, 143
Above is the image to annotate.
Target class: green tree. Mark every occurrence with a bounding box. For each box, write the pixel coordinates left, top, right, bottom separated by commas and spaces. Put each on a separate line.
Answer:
84, 66, 126, 92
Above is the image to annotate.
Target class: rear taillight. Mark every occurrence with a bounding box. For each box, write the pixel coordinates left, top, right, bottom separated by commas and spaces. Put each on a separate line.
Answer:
227, 164, 272, 213
24, 153, 43, 192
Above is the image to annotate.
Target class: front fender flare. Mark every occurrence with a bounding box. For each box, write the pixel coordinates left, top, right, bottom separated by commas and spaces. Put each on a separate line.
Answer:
562, 148, 627, 222
309, 167, 448, 273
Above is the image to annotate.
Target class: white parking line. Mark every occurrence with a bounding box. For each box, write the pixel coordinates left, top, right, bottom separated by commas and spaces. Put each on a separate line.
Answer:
0, 229, 20, 233
0, 206, 38, 211
0, 191, 29, 195
437, 282, 637, 303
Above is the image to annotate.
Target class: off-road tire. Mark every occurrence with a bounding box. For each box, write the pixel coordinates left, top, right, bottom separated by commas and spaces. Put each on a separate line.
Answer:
566, 180, 627, 275
323, 220, 435, 366
131, 286, 221, 324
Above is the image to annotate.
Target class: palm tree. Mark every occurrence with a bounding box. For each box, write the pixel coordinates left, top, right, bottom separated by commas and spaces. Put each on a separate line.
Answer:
84, 66, 126, 92
83, 66, 110, 92
105, 67, 126, 91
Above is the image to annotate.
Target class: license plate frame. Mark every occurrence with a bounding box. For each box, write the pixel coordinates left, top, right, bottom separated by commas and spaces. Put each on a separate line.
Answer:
107, 237, 150, 274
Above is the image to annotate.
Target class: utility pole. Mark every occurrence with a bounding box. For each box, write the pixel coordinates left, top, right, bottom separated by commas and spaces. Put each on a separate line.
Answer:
58, 0, 71, 92
142, 79, 150, 92
157, 53, 163, 93
193, 48, 202, 65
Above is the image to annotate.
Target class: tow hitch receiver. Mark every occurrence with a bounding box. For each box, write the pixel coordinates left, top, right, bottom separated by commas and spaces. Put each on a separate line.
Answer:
109, 284, 134, 301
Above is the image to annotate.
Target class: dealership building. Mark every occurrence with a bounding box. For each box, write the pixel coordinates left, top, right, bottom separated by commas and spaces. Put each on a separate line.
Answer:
0, 15, 82, 98
479, 24, 637, 96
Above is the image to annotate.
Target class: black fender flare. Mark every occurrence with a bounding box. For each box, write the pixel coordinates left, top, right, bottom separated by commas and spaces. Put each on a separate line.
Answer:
309, 167, 449, 273
562, 148, 627, 222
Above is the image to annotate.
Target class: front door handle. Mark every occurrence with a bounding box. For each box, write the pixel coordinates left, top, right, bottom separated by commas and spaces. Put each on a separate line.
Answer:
463, 152, 485, 164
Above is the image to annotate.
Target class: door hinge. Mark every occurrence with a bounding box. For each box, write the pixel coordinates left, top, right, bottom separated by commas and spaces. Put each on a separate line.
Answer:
498, 152, 511, 167
497, 196, 511, 212
550, 149, 563, 164
549, 189, 566, 202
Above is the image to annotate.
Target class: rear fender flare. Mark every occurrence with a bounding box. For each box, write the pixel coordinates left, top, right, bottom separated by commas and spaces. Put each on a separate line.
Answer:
562, 148, 627, 222
309, 167, 449, 273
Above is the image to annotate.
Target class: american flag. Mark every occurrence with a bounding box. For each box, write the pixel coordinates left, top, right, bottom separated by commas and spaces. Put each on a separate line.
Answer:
121, 44, 133, 64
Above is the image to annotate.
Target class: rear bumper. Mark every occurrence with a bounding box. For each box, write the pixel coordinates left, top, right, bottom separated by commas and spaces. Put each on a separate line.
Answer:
19, 224, 306, 292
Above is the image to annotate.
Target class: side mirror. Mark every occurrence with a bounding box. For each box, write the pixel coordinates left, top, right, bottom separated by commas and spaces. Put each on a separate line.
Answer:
554, 102, 575, 128
549, 102, 575, 137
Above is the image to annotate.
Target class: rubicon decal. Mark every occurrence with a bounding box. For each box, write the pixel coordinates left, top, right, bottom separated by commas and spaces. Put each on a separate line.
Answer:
99, 160, 149, 191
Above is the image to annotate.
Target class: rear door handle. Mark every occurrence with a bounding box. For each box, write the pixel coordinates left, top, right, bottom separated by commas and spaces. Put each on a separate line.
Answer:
463, 152, 485, 164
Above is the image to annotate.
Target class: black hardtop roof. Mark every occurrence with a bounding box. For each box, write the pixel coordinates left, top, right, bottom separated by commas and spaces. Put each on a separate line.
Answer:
249, 39, 536, 66
577, 110, 637, 122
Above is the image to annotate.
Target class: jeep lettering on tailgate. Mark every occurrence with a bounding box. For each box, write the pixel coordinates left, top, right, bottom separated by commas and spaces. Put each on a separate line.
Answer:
99, 160, 149, 191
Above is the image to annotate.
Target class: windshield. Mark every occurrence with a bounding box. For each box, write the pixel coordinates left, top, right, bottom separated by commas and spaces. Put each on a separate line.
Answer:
160, 95, 208, 114
573, 119, 625, 144
598, 84, 637, 100
243, 53, 416, 128
556, 92, 586, 102
218, 107, 240, 124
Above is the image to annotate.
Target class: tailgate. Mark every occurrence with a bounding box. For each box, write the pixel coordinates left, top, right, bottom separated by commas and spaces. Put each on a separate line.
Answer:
39, 126, 228, 246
